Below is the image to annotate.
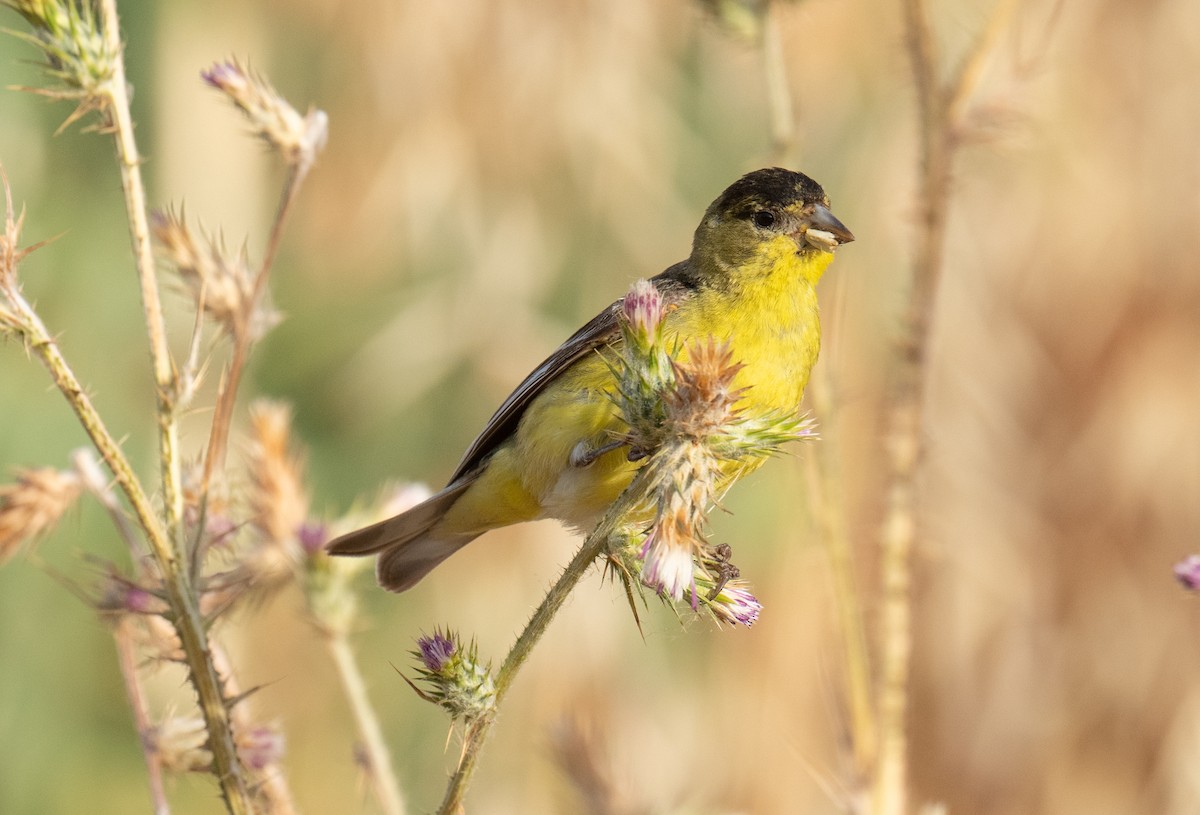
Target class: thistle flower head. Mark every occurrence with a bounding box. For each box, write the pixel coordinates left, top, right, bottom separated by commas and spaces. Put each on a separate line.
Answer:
95, 570, 166, 617
1175, 555, 1200, 591
151, 208, 271, 338
1, 165, 37, 334
0, 466, 81, 562
621, 278, 666, 351
665, 339, 745, 438
416, 630, 457, 673
6, 0, 117, 129
408, 629, 496, 722
247, 400, 309, 549
202, 59, 328, 173
708, 580, 762, 627
150, 715, 212, 773
236, 723, 285, 771
614, 279, 676, 453
608, 276, 815, 619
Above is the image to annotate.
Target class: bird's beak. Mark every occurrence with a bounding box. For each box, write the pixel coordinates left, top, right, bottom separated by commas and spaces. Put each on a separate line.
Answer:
799, 204, 855, 253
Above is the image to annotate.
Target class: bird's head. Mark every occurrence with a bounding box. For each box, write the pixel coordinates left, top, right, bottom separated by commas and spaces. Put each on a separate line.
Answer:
689, 167, 854, 288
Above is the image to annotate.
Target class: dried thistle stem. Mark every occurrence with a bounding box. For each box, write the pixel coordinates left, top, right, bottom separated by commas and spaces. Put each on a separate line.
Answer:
114, 617, 171, 815
2, 281, 252, 814
326, 632, 406, 815
203, 162, 309, 492
762, 0, 797, 165
876, 1, 1018, 812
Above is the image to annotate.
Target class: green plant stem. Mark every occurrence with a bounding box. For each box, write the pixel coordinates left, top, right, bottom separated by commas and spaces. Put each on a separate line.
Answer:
326, 631, 406, 815
5, 289, 253, 815
97, 0, 184, 544
436, 476, 650, 815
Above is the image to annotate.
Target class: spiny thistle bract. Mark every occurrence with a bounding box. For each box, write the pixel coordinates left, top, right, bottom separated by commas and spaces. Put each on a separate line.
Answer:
610, 279, 817, 624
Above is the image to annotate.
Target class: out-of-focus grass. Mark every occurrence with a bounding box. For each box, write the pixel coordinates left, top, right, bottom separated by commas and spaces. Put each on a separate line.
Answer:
2, 0, 1200, 813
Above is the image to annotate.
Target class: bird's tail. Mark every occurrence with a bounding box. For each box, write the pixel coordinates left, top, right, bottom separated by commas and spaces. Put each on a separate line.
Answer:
326, 478, 479, 593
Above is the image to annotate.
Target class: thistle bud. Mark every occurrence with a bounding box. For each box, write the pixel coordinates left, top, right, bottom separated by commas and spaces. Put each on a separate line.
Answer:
202, 59, 327, 172
409, 629, 496, 722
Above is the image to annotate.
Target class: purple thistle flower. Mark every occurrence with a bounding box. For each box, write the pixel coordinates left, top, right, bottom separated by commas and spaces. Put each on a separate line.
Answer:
416, 630, 457, 673
297, 520, 328, 555
200, 60, 249, 93
711, 583, 763, 627
622, 279, 664, 334
1175, 555, 1200, 590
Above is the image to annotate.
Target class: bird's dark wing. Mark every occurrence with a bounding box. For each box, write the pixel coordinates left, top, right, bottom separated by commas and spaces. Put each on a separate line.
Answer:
447, 261, 696, 484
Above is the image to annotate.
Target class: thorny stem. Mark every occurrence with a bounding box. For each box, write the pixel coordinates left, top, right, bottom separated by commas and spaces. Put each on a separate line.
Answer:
114, 618, 171, 815
210, 642, 299, 815
326, 632, 406, 815
4, 284, 252, 814
77, 4, 257, 811
876, 1, 1018, 813
97, 0, 184, 544
436, 475, 651, 815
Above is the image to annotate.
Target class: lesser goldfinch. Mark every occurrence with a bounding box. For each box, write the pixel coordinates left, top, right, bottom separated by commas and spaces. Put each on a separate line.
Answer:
328, 168, 853, 592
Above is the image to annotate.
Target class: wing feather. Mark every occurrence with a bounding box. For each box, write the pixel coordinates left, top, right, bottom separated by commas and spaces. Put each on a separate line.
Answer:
447, 262, 696, 484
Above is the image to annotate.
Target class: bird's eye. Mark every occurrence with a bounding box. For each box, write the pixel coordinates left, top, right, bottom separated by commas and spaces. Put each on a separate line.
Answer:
752, 211, 776, 228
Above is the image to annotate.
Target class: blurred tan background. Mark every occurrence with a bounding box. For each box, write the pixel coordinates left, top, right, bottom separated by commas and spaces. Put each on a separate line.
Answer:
2, 0, 1200, 813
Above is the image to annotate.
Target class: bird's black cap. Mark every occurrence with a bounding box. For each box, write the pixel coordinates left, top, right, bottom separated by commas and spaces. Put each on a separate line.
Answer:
711, 167, 830, 219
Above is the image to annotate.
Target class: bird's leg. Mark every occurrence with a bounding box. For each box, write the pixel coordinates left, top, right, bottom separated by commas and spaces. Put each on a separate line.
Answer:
703, 543, 740, 599
569, 439, 626, 468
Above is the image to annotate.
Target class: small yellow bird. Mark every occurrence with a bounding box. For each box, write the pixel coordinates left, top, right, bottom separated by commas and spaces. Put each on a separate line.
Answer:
328, 168, 853, 592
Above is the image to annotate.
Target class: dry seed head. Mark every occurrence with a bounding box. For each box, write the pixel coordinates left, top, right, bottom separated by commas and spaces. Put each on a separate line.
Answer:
664, 339, 745, 438
0, 467, 82, 561
201, 59, 328, 172
247, 400, 309, 548
151, 208, 254, 336
638, 442, 717, 601
150, 715, 212, 773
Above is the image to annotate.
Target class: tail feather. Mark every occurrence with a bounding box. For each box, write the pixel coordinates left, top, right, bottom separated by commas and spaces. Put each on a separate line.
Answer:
326, 477, 479, 592
376, 534, 475, 593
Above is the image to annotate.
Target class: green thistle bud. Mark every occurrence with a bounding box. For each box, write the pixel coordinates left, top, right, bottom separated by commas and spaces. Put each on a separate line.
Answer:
409, 629, 496, 722
5, 0, 118, 128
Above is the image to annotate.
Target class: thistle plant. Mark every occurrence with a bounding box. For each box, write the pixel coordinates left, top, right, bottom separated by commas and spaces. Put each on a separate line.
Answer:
0, 2, 329, 812
421, 278, 815, 813
611, 280, 815, 619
